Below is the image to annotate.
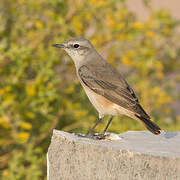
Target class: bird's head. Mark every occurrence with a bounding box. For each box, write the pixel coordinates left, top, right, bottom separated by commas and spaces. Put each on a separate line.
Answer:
52, 38, 95, 65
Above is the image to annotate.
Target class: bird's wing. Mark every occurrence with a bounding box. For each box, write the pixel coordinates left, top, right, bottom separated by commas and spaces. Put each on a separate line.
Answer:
78, 63, 150, 119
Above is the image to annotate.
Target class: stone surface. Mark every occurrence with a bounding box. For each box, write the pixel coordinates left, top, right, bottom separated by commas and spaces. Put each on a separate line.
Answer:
47, 130, 180, 180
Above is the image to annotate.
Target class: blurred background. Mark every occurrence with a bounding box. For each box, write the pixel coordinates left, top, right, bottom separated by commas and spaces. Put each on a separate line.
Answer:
0, 0, 180, 179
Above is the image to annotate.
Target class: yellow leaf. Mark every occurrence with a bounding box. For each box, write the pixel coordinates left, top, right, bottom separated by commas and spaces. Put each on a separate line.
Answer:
0, 89, 4, 95
19, 122, 32, 130
18, 132, 30, 143
65, 86, 74, 94
145, 31, 155, 38
4, 94, 15, 104
5, 86, 11, 92
116, 23, 125, 30
35, 21, 43, 29
177, 115, 180, 121
18, 0, 24, 4
116, 34, 125, 40
75, 111, 87, 118
156, 72, 164, 80
26, 84, 36, 96
127, 51, 135, 57
72, 17, 83, 34
133, 22, 144, 30
90, 0, 106, 6
121, 56, 134, 66
155, 61, 163, 71
0, 117, 10, 129
163, 28, 170, 35
106, 14, 115, 27
25, 112, 35, 119
2, 170, 8, 177
163, 107, 170, 114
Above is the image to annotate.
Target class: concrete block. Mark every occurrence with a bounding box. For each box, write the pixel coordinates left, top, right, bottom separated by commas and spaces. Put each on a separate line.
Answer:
47, 130, 180, 180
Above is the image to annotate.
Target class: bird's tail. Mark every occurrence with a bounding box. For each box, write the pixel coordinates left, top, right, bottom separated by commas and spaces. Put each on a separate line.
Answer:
135, 114, 161, 135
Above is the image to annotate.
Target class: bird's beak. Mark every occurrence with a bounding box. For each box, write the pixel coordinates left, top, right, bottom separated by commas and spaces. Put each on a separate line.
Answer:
52, 44, 65, 48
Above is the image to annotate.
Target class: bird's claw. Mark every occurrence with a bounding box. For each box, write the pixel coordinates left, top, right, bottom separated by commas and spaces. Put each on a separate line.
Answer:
86, 133, 105, 140
75, 132, 106, 140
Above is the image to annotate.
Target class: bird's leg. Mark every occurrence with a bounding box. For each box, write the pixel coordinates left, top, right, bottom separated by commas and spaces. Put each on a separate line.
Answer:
86, 117, 103, 138
97, 116, 114, 139
103, 116, 114, 134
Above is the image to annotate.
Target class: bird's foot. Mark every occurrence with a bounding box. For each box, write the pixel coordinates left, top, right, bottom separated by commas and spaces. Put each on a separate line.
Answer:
86, 133, 105, 140
75, 132, 122, 140
93, 133, 106, 140
75, 133, 86, 138
85, 132, 96, 139
75, 132, 95, 139
75, 132, 106, 140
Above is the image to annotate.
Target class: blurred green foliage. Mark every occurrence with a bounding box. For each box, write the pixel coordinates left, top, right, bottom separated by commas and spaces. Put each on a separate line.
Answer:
0, 0, 180, 179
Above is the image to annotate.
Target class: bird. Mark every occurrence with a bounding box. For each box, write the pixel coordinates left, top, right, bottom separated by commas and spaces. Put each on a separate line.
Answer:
52, 38, 161, 139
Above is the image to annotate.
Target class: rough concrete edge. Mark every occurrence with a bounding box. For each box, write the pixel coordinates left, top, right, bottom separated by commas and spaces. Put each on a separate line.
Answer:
47, 129, 65, 179
53, 129, 71, 138
47, 153, 49, 180
48, 130, 148, 158
47, 129, 180, 179
49, 129, 180, 158
51, 129, 125, 149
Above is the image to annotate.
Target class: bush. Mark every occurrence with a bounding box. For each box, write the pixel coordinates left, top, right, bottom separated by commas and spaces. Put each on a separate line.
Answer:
0, 0, 180, 179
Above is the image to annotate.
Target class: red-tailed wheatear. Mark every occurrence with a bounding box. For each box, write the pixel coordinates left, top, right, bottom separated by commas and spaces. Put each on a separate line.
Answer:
53, 38, 161, 138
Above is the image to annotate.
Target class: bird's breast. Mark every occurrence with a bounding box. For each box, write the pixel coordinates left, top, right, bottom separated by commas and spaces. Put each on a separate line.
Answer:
77, 77, 118, 116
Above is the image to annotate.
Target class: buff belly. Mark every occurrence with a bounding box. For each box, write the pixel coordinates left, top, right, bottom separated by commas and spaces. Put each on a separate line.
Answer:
82, 84, 133, 118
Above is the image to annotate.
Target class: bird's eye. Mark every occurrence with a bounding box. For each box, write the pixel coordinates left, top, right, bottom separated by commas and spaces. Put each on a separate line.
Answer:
73, 44, 79, 48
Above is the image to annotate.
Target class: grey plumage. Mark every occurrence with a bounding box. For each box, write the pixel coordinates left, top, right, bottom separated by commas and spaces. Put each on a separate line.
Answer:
53, 38, 161, 136
78, 62, 148, 119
